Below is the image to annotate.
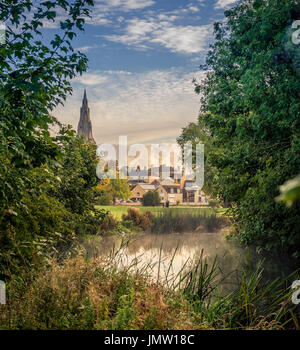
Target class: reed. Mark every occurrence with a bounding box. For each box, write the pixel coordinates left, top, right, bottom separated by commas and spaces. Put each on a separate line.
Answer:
150, 208, 227, 234
0, 242, 298, 330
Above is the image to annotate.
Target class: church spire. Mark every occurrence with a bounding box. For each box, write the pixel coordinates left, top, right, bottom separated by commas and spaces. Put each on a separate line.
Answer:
83, 89, 88, 106
77, 90, 96, 144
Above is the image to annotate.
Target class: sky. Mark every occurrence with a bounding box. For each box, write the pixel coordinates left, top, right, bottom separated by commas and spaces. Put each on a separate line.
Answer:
52, 0, 239, 145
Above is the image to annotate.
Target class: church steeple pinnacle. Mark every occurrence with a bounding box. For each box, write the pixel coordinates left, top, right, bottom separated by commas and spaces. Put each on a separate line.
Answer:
83, 89, 88, 106
77, 90, 96, 144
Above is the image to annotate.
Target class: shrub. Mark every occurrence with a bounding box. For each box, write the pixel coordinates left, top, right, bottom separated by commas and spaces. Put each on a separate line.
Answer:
209, 200, 219, 208
99, 213, 118, 232
96, 190, 113, 205
142, 190, 161, 206
122, 208, 153, 231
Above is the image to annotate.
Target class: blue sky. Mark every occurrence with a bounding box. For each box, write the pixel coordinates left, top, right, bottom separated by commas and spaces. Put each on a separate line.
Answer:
52, 0, 238, 145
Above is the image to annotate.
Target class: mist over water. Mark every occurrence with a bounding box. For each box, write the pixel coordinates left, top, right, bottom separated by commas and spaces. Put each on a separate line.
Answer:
82, 230, 250, 294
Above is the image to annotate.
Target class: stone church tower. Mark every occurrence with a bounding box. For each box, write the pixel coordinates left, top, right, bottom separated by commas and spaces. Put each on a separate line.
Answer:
77, 90, 96, 144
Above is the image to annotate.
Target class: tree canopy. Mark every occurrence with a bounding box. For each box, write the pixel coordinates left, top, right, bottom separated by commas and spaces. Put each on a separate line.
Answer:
185, 0, 300, 257
0, 0, 94, 167
0, 1, 101, 277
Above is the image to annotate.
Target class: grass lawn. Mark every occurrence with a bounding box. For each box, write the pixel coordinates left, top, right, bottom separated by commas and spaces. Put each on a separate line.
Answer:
95, 205, 226, 219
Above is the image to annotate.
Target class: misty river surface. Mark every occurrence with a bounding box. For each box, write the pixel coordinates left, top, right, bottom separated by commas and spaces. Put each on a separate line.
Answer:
82, 231, 250, 294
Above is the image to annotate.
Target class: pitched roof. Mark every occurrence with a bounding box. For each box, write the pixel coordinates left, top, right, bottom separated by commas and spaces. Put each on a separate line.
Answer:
139, 184, 156, 190
160, 177, 175, 185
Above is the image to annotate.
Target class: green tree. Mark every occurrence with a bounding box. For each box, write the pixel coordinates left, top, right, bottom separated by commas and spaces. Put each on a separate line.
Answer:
142, 190, 161, 206
177, 119, 215, 197
54, 128, 99, 216
0, 0, 94, 166
0, 0, 94, 215
110, 179, 132, 204
192, 0, 300, 257
0, 1, 96, 276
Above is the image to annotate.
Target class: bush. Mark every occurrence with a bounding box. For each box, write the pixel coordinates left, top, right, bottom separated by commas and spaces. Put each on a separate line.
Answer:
99, 213, 118, 232
96, 190, 113, 205
122, 208, 153, 231
0, 165, 74, 278
0, 132, 100, 277
209, 200, 219, 208
142, 190, 161, 206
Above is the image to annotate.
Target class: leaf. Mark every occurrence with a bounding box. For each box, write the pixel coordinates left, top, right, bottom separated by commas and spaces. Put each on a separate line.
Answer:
276, 175, 300, 207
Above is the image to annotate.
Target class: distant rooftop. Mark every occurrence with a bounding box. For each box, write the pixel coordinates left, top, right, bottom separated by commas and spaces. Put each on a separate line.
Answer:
139, 184, 156, 191
160, 177, 175, 185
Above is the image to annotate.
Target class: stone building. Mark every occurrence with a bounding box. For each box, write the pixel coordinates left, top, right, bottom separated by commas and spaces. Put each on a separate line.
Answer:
131, 184, 156, 202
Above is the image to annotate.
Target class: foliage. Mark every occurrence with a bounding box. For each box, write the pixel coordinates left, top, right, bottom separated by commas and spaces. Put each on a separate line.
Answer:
177, 120, 215, 196
0, 130, 102, 277
0, 256, 194, 330
96, 189, 113, 205
0, 1, 98, 276
276, 174, 300, 207
0, 161, 73, 277
0, 0, 94, 167
98, 212, 118, 233
0, 252, 298, 330
142, 190, 161, 206
151, 208, 227, 234
122, 207, 153, 231
54, 129, 99, 216
186, 260, 299, 330
188, 0, 300, 258
74, 208, 113, 236
97, 178, 131, 204
110, 179, 132, 203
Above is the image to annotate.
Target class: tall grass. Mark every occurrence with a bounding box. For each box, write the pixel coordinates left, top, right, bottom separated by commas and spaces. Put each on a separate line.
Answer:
0, 241, 298, 330
179, 257, 300, 330
151, 208, 228, 234
0, 254, 196, 330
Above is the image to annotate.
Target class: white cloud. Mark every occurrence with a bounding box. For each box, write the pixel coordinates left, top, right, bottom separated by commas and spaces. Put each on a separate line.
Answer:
151, 24, 211, 54
188, 6, 200, 13
54, 69, 206, 144
75, 45, 98, 52
104, 18, 213, 54
38, 0, 154, 28
83, 0, 156, 26
215, 0, 238, 10
73, 72, 108, 86
95, 0, 155, 11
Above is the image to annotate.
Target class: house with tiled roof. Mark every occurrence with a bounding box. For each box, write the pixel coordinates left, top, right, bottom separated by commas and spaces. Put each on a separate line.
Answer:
131, 183, 156, 202
156, 182, 182, 205
130, 174, 209, 206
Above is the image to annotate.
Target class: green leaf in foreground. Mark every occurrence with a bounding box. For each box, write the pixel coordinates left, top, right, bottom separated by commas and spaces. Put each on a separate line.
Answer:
276, 175, 300, 207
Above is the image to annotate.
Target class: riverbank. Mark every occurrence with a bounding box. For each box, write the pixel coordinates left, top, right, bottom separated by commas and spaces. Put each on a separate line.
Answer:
95, 205, 226, 220
95, 206, 229, 235
1, 229, 298, 330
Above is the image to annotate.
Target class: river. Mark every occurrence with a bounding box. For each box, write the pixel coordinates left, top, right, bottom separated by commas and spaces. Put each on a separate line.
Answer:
81, 230, 251, 295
